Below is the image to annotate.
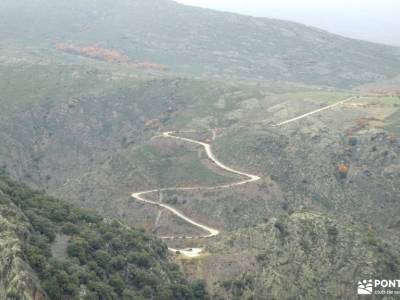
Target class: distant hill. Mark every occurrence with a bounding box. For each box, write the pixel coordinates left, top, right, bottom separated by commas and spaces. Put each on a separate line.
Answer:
0, 0, 399, 88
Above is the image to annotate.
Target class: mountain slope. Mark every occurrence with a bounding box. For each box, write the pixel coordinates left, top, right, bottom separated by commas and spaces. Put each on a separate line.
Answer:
0, 176, 208, 299
212, 123, 400, 234
0, 55, 251, 227
1, 2, 400, 298
0, 189, 45, 300
0, 50, 398, 242
200, 211, 400, 299
0, 0, 399, 88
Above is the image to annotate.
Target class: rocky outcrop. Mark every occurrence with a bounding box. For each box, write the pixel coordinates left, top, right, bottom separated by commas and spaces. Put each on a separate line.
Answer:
204, 211, 400, 299
0, 190, 46, 300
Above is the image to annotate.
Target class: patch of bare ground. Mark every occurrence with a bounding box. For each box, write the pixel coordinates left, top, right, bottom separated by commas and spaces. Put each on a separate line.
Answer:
50, 234, 71, 259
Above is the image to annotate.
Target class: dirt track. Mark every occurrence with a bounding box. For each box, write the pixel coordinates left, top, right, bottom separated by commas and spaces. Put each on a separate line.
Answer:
131, 131, 261, 257
131, 97, 358, 257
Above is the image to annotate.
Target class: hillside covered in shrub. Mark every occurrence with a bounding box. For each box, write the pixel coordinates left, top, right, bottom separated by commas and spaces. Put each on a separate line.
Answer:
0, 175, 207, 300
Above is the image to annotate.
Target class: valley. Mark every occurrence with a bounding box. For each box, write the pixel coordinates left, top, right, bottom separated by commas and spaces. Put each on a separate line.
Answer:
0, 0, 399, 299
1, 51, 398, 297
130, 96, 368, 257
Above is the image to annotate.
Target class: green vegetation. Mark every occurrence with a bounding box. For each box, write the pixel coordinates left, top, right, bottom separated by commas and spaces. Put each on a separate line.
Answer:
0, 186, 45, 300
0, 176, 208, 299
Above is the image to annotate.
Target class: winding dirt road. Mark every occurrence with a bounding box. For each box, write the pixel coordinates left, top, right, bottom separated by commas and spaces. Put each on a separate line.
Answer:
132, 96, 358, 257
131, 131, 261, 257
272, 96, 356, 126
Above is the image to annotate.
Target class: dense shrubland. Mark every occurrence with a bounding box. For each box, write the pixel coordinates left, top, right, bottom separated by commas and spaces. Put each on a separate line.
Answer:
0, 176, 208, 299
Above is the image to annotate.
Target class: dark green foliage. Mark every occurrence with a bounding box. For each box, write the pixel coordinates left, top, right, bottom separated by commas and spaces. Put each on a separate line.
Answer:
61, 222, 80, 235
191, 281, 208, 299
127, 251, 151, 269
274, 219, 289, 240
0, 176, 208, 300
222, 274, 255, 298
327, 225, 339, 244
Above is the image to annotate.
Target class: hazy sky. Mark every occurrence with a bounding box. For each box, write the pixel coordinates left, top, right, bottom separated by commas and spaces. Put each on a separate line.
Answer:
175, 0, 400, 46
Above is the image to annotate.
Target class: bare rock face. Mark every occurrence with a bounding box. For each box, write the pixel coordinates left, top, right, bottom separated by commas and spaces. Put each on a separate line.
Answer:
0, 190, 46, 300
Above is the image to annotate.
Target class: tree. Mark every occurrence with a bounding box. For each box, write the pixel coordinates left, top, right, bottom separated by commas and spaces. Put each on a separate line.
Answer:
61, 222, 80, 235
67, 239, 89, 263
42, 278, 61, 299
109, 274, 125, 295
88, 281, 116, 299
191, 280, 208, 299
94, 250, 112, 270
127, 252, 151, 269
110, 255, 126, 271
